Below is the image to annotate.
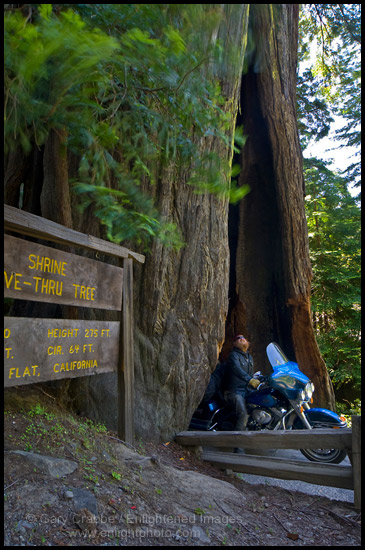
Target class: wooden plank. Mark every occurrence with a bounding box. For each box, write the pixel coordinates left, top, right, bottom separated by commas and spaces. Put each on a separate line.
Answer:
202, 450, 354, 490
4, 234, 123, 310
4, 317, 120, 387
4, 204, 145, 264
118, 258, 135, 445
175, 429, 353, 450
351, 416, 361, 510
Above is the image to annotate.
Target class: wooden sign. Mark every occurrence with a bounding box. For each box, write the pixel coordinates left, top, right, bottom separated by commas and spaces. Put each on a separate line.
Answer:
4, 317, 120, 387
4, 206, 145, 443
4, 234, 123, 310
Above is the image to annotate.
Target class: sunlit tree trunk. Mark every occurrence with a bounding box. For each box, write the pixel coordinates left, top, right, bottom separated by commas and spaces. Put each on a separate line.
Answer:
132, 5, 251, 439
226, 4, 335, 410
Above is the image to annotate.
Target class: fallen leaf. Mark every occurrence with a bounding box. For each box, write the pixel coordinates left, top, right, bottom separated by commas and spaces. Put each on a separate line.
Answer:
179, 457, 185, 461
287, 533, 299, 541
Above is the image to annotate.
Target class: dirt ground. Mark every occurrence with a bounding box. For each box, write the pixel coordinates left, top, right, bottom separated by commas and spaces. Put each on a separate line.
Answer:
4, 386, 361, 546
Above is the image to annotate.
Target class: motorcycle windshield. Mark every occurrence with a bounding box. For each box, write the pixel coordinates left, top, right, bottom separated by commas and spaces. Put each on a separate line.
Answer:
266, 342, 289, 367
266, 343, 310, 396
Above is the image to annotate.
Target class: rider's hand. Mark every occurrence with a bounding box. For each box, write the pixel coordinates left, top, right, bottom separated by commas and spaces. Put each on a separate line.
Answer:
248, 378, 260, 389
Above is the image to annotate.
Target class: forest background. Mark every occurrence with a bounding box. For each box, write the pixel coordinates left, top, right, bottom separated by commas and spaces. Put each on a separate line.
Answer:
297, 4, 360, 414
4, 4, 361, 425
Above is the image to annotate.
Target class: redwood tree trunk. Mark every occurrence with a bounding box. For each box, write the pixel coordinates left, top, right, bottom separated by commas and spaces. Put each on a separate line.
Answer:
41, 127, 73, 229
132, 5, 250, 440
227, 4, 335, 410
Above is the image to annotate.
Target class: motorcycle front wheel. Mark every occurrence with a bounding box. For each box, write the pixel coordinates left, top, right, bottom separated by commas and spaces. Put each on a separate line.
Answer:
293, 417, 347, 464
299, 446, 347, 464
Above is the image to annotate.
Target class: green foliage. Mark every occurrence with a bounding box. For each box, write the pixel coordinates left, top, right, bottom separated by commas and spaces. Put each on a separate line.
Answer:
298, 5, 361, 189
298, 6, 361, 401
304, 157, 361, 392
336, 400, 361, 422
4, 8, 119, 152
4, 4, 246, 249
111, 471, 122, 481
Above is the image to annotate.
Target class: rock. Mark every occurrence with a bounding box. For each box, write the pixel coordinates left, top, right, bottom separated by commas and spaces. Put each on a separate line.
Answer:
71, 488, 98, 516
192, 526, 211, 543
15, 520, 36, 534
101, 450, 111, 462
8, 451, 77, 478
74, 508, 97, 535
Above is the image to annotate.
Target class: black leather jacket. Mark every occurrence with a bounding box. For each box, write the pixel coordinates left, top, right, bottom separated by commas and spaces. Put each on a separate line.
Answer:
223, 348, 254, 393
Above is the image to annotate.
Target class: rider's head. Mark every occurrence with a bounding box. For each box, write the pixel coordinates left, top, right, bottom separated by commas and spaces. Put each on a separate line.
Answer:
233, 335, 250, 352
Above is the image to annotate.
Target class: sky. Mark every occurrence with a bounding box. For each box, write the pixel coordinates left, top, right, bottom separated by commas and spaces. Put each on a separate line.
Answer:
299, 34, 360, 197
303, 115, 360, 197
303, 116, 359, 172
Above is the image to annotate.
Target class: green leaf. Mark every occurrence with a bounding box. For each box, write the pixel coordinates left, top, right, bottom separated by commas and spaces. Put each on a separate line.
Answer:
39, 4, 53, 21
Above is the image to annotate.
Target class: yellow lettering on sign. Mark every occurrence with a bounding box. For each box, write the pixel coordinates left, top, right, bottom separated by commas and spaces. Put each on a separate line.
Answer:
53, 360, 97, 373
33, 276, 42, 292
41, 278, 49, 294
47, 345, 63, 355
31, 276, 63, 295
47, 328, 79, 338
4, 271, 23, 290
72, 284, 96, 301
8, 365, 39, 379
5, 270, 64, 295
4, 271, 14, 289
28, 255, 36, 269
28, 254, 67, 276
14, 273, 22, 290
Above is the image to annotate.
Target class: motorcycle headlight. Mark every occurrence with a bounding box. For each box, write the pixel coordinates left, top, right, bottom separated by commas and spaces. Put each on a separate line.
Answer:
304, 382, 314, 400
298, 389, 306, 402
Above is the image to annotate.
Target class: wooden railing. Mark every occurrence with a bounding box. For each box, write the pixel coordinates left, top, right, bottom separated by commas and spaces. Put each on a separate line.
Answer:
175, 416, 361, 510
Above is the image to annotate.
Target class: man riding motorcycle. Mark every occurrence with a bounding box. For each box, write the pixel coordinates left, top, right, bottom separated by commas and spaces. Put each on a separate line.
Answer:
191, 341, 348, 463
222, 335, 260, 432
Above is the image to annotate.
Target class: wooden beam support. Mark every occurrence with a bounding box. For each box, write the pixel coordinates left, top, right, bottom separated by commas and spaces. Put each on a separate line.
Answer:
351, 416, 361, 510
175, 429, 353, 451
4, 205, 145, 263
118, 258, 135, 445
202, 450, 354, 490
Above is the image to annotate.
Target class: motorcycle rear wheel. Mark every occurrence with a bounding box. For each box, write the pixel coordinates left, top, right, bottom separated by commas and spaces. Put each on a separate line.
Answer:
299, 447, 347, 464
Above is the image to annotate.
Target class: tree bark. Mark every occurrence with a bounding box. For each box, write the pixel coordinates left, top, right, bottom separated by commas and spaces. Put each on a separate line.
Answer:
131, 5, 251, 440
227, 4, 335, 410
4, 146, 27, 207
41, 127, 73, 229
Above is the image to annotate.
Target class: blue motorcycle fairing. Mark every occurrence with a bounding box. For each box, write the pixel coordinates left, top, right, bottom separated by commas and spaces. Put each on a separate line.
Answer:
268, 361, 310, 400
303, 407, 347, 427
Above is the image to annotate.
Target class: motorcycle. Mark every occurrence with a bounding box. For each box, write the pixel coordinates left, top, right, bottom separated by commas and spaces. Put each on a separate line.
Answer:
189, 342, 348, 464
